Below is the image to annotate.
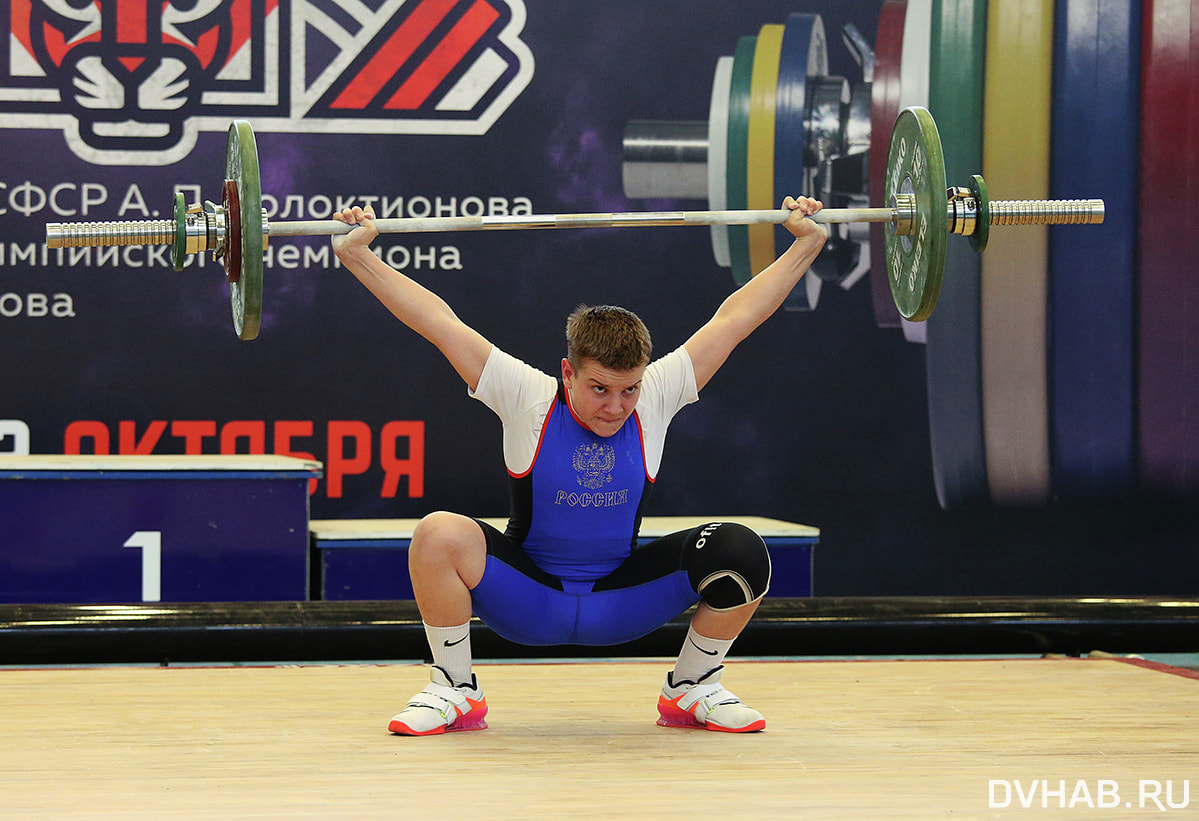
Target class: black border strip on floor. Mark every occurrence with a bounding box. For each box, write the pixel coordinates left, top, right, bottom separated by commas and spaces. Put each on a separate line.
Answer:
1, 597, 1196, 665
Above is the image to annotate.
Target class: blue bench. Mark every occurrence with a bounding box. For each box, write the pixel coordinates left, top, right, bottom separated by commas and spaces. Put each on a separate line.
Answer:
311, 516, 819, 601
0, 455, 321, 603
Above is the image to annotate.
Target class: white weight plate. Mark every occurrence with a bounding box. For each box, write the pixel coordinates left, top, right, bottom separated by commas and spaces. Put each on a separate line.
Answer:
708, 56, 734, 268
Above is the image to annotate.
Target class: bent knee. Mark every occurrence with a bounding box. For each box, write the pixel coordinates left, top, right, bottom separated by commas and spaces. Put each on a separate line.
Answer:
682, 522, 771, 610
410, 512, 486, 570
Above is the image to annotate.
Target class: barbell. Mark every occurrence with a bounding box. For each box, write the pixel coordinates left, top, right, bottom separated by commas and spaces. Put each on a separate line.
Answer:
44, 106, 1103, 341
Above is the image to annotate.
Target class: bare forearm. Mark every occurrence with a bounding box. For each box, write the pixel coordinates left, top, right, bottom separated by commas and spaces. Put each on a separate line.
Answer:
331, 205, 492, 388
338, 245, 462, 342
713, 232, 825, 338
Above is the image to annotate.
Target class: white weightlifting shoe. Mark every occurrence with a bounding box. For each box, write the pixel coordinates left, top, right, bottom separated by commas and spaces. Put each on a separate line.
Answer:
388, 666, 488, 736
657, 665, 766, 733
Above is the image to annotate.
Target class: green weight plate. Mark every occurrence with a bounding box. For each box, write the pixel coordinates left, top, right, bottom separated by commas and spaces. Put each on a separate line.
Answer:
225, 120, 263, 341
924, 0, 988, 510
726, 36, 755, 286
172, 192, 186, 271
898, 0, 933, 342
884, 106, 946, 322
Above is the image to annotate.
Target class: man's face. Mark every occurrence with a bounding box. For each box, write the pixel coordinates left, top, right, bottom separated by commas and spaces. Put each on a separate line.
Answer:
561, 358, 646, 438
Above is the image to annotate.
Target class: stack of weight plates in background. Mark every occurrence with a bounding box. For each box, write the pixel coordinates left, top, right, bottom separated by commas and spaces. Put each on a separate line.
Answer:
630, 0, 1198, 510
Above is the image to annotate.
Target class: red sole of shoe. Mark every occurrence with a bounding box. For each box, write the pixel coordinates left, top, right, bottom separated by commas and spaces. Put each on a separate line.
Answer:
657, 704, 765, 733
388, 717, 488, 736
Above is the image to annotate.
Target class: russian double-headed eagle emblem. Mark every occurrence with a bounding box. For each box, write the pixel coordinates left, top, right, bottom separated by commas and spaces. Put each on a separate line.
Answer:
572, 442, 615, 490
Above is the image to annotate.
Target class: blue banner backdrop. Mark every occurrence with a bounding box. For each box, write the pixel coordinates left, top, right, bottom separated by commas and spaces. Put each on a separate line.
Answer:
1, 0, 1196, 596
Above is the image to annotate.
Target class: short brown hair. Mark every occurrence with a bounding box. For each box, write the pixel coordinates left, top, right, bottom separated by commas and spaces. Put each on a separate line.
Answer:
565, 305, 652, 371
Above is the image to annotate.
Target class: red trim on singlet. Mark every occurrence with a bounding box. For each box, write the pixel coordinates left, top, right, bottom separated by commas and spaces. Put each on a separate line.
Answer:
563, 386, 654, 484
635, 412, 653, 483
562, 383, 589, 432
520, 388, 654, 485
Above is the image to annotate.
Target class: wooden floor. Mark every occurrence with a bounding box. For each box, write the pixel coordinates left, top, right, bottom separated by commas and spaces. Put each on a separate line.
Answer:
2, 658, 1196, 819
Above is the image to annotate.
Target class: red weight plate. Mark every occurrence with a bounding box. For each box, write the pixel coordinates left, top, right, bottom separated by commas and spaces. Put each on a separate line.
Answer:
1138, 0, 1199, 495
870, 0, 907, 327
222, 180, 242, 285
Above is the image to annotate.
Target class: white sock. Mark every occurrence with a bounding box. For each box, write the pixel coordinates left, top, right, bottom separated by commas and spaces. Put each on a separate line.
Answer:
424, 621, 473, 687
672, 625, 735, 684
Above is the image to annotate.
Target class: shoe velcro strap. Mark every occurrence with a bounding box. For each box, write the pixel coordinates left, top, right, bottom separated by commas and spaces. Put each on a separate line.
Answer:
682, 683, 741, 714
406, 683, 465, 714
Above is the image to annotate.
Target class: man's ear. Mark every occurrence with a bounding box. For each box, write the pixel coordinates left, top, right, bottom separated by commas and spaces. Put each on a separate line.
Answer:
561, 358, 574, 385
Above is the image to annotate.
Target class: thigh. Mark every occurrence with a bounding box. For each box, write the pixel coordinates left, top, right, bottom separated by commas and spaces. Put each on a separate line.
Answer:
574, 571, 700, 646
472, 519, 563, 590
470, 520, 576, 645
591, 528, 690, 592
594, 521, 770, 610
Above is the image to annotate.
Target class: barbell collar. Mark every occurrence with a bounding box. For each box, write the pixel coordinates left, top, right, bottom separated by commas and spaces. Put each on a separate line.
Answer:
947, 187, 977, 237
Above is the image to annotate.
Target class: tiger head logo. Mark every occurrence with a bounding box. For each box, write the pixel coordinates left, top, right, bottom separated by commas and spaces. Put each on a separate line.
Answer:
15, 0, 252, 155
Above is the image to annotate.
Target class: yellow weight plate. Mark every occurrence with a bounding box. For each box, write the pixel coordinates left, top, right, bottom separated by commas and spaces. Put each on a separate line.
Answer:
746, 24, 785, 277
981, 0, 1052, 505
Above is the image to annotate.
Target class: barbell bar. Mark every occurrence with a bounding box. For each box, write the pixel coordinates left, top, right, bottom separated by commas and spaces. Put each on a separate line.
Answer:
48, 205, 899, 243
43, 107, 1104, 340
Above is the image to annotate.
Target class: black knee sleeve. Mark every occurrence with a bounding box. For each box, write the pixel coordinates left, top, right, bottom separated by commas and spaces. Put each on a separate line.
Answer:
680, 522, 771, 610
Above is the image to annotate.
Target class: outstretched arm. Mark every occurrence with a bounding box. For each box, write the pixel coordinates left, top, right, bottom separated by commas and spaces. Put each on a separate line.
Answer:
332, 205, 492, 391
683, 196, 828, 391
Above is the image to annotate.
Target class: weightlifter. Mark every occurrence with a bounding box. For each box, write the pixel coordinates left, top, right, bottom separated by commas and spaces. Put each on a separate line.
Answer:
332, 194, 827, 735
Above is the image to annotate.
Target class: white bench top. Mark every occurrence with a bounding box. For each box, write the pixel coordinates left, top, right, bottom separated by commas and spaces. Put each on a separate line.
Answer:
0, 455, 323, 474
311, 515, 819, 541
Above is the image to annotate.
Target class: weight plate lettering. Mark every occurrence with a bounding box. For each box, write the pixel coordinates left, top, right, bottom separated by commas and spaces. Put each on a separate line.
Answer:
884, 106, 946, 322
897, 0, 933, 343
